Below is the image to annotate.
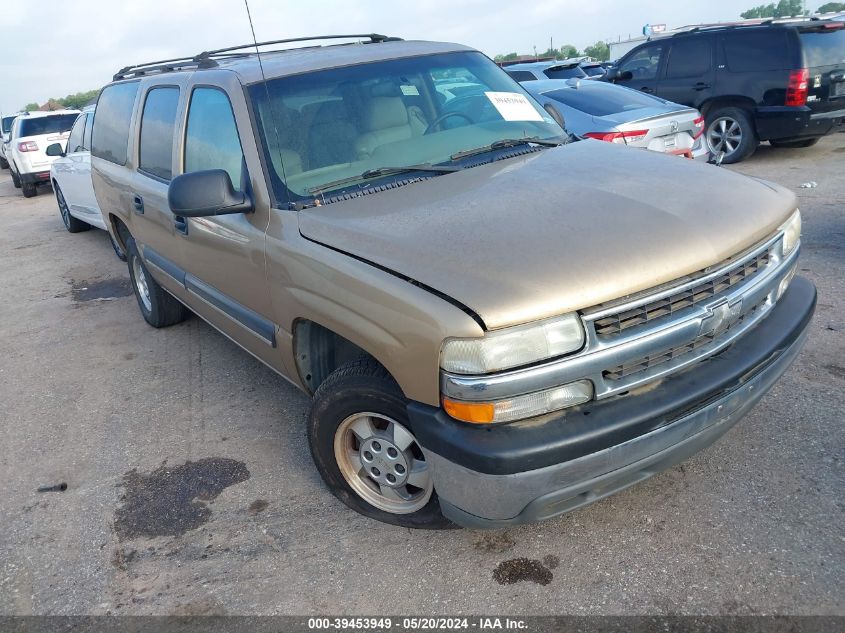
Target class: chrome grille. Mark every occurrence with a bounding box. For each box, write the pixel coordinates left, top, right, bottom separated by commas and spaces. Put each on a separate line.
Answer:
593, 249, 772, 338
602, 299, 767, 381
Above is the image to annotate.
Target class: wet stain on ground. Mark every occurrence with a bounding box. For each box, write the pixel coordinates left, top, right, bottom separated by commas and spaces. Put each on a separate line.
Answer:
71, 278, 132, 302
248, 499, 269, 515
114, 458, 250, 540
493, 557, 557, 586
473, 532, 515, 554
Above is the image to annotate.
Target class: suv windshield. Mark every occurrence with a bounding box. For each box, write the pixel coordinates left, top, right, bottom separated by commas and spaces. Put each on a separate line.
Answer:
19, 114, 78, 137
2, 116, 15, 136
249, 51, 562, 203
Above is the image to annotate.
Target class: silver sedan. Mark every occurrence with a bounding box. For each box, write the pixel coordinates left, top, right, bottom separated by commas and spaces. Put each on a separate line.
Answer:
522, 78, 709, 160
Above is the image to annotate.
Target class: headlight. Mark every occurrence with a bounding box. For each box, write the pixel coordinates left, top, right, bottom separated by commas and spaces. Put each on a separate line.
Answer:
440, 312, 585, 375
780, 209, 801, 256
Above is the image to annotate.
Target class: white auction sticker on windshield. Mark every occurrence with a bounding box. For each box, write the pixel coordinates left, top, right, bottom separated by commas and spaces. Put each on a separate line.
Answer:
484, 92, 544, 122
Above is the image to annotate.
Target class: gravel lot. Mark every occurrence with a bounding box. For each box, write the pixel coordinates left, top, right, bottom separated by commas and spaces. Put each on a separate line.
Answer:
0, 136, 842, 617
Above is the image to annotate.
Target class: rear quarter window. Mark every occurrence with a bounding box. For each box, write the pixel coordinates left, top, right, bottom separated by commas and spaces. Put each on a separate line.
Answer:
723, 30, 791, 72
800, 29, 845, 68
92, 81, 140, 165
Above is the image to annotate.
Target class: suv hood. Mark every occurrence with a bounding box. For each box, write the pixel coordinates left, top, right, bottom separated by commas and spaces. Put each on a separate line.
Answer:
298, 141, 796, 330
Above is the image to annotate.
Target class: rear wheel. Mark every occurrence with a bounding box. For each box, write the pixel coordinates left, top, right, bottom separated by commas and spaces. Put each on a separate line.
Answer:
22, 182, 37, 198
308, 358, 453, 529
55, 183, 90, 233
770, 137, 821, 149
125, 235, 187, 328
705, 107, 757, 164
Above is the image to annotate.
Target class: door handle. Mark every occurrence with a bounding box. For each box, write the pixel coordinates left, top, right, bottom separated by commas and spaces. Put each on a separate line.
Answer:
174, 215, 188, 235
693, 82, 711, 91
132, 194, 144, 214
641, 87, 654, 93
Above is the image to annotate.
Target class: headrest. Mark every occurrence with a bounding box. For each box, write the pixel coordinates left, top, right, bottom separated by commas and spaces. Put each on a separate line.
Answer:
364, 97, 409, 131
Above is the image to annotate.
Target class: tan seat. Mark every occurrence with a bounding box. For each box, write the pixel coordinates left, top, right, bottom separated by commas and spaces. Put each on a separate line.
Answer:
355, 97, 426, 160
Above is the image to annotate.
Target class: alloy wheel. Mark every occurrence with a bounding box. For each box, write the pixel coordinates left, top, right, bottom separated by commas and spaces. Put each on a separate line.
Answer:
706, 116, 743, 157
56, 187, 70, 229
132, 255, 152, 312
333, 412, 433, 514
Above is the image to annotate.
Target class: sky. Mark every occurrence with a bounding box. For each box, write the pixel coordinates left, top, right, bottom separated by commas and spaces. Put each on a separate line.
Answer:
0, 0, 807, 114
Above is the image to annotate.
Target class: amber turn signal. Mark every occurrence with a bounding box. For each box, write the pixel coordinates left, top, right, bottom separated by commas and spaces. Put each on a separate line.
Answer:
442, 398, 495, 424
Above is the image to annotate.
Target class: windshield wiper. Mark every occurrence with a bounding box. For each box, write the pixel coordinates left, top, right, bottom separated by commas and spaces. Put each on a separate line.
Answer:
450, 136, 563, 162
308, 164, 460, 195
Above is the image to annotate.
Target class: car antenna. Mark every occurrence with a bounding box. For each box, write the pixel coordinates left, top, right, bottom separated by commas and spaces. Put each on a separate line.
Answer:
243, 0, 292, 207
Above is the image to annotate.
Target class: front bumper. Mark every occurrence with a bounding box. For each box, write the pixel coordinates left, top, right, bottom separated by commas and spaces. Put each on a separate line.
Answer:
755, 105, 845, 141
407, 277, 816, 528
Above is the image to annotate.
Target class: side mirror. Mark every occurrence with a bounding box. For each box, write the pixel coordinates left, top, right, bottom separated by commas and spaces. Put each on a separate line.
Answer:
543, 103, 566, 131
617, 70, 633, 82
168, 169, 254, 218
46, 143, 65, 157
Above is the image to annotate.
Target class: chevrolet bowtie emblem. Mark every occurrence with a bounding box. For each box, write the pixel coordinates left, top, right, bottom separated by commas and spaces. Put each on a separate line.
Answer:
699, 298, 743, 336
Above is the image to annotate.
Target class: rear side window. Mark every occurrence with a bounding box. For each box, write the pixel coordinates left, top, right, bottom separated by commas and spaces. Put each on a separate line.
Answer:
544, 66, 588, 80
184, 88, 244, 190
66, 114, 86, 153
800, 29, 845, 68
543, 85, 661, 116
723, 30, 790, 72
506, 70, 538, 82
19, 114, 78, 137
139, 87, 180, 180
92, 81, 139, 165
667, 38, 713, 78
83, 112, 94, 150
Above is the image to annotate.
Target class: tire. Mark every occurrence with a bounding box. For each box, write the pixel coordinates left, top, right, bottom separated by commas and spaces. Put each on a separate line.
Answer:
704, 106, 758, 164
0, 156, 8, 169
10, 166, 21, 188
55, 183, 90, 233
770, 137, 821, 149
125, 235, 187, 328
22, 182, 37, 198
308, 358, 454, 529
109, 233, 127, 262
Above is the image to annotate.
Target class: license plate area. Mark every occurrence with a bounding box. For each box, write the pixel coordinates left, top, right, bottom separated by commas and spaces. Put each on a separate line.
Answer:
832, 81, 845, 98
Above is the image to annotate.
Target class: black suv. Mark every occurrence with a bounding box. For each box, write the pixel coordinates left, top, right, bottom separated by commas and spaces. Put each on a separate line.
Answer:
605, 20, 845, 163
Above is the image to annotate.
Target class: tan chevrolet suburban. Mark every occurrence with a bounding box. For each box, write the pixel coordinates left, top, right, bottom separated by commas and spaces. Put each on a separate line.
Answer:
90, 34, 815, 529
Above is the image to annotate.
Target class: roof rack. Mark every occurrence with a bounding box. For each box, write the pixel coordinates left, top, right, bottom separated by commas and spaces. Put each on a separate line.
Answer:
677, 15, 842, 36
113, 33, 400, 81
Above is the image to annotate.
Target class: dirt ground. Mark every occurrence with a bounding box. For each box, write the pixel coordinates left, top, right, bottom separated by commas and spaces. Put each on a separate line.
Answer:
0, 135, 842, 616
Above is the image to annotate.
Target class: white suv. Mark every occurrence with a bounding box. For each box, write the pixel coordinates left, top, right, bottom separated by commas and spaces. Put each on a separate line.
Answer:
7, 109, 79, 197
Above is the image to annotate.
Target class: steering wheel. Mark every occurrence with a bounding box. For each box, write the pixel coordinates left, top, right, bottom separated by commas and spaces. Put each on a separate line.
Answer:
424, 111, 474, 134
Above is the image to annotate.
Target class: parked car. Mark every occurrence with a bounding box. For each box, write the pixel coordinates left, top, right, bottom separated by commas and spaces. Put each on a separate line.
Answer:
92, 34, 814, 529
504, 60, 590, 82
48, 107, 110, 231
1, 113, 20, 169
6, 109, 80, 197
522, 78, 708, 159
604, 20, 845, 163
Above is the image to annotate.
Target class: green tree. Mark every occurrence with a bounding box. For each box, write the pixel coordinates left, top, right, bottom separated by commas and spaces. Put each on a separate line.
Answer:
559, 44, 580, 59
817, 2, 845, 11
741, 0, 805, 18
58, 90, 99, 110
582, 41, 610, 61
23, 102, 39, 112
494, 52, 520, 62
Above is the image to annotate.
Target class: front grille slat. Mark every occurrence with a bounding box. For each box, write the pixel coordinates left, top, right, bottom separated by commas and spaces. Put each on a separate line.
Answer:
593, 250, 771, 338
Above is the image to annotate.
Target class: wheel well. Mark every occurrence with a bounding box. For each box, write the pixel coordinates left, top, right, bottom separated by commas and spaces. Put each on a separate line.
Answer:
293, 320, 380, 395
700, 97, 757, 119
109, 214, 131, 253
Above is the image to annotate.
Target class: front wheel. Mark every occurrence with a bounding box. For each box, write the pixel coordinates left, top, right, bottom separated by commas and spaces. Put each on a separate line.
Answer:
705, 107, 758, 164
10, 166, 21, 188
55, 183, 90, 233
308, 358, 453, 529
0, 156, 8, 169
125, 235, 187, 328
